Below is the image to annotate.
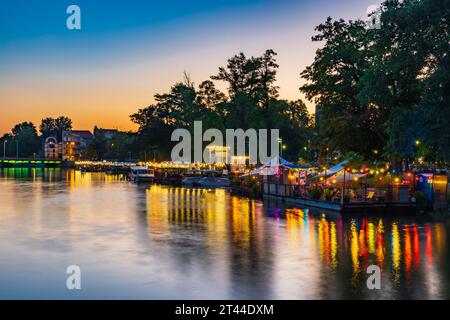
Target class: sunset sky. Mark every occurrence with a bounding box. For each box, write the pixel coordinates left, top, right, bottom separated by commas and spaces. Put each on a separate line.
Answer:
0, 0, 378, 135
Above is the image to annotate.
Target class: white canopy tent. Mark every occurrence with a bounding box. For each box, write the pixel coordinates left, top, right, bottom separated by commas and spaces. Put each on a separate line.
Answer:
242, 156, 309, 177
315, 159, 350, 178
324, 170, 367, 184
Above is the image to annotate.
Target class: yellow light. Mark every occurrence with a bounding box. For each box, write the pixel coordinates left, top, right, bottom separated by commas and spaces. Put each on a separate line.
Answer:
353, 177, 359, 182
415, 140, 421, 146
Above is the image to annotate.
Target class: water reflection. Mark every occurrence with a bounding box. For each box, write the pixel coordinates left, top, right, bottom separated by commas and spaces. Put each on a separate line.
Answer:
0, 169, 448, 299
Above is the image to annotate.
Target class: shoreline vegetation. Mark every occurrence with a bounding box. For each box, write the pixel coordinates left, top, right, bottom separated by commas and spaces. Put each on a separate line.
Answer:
0, 0, 448, 172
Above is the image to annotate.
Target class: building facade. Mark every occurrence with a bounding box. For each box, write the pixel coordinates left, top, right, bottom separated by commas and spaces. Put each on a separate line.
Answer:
93, 128, 118, 140
44, 136, 61, 159
62, 130, 93, 161
43, 130, 93, 160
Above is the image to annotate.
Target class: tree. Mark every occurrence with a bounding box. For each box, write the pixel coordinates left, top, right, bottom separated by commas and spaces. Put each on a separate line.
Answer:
39, 117, 57, 138
211, 50, 280, 129
131, 51, 312, 162
7, 122, 41, 158
300, 17, 381, 159
0, 134, 13, 158
301, 0, 450, 164
104, 132, 136, 160
54, 116, 73, 137
360, 0, 450, 163
196, 80, 227, 112
86, 131, 108, 160
39, 116, 72, 140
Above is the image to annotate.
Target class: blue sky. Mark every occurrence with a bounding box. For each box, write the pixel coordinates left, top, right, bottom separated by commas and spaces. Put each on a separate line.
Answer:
0, 0, 379, 133
0, 0, 287, 43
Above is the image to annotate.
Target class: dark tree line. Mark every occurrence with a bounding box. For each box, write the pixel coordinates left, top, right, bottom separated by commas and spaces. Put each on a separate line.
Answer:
132, 0, 449, 166
301, 0, 449, 164
131, 51, 313, 162
1, 116, 73, 158
86, 127, 136, 161
3, 0, 447, 164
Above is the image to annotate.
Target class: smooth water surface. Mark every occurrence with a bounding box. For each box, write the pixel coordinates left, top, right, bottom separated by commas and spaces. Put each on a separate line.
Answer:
0, 168, 449, 299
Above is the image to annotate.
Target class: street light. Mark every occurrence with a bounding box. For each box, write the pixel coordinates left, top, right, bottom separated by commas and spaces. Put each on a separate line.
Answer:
277, 138, 283, 157
3, 140, 7, 159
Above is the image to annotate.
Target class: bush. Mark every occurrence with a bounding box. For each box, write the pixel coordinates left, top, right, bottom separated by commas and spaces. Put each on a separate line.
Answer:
251, 184, 260, 197
413, 191, 427, 207
343, 194, 350, 204
324, 188, 333, 201
308, 188, 323, 200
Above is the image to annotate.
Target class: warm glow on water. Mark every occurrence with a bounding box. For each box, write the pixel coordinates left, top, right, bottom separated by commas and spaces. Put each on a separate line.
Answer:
0, 169, 449, 299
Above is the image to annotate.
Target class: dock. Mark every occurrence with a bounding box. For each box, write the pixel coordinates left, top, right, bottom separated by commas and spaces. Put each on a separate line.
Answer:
263, 193, 433, 213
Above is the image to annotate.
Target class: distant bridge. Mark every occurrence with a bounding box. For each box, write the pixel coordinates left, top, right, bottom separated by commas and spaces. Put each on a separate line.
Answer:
0, 158, 66, 168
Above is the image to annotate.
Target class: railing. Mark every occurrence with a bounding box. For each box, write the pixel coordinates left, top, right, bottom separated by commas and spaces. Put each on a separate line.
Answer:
263, 183, 415, 205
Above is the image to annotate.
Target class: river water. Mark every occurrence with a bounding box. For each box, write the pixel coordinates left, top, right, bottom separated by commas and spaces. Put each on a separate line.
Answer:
0, 168, 448, 299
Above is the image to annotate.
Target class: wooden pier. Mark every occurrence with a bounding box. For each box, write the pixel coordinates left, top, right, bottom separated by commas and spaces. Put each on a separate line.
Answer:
262, 193, 435, 214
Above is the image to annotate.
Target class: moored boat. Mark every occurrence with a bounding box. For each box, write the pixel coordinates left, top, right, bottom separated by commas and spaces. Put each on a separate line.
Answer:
196, 176, 231, 188
129, 166, 155, 183
181, 170, 230, 188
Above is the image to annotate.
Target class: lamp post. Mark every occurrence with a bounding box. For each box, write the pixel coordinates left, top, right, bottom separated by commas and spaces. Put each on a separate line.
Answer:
3, 140, 7, 159
277, 138, 282, 158
341, 168, 347, 206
